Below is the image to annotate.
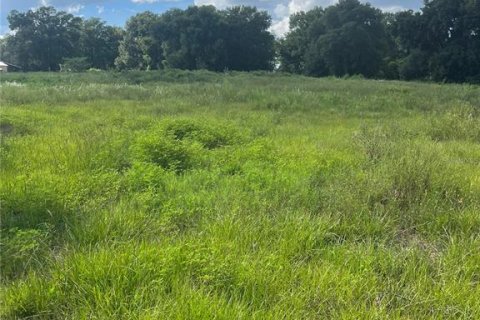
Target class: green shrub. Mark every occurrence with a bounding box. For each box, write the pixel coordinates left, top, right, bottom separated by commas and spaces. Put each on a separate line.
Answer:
131, 119, 242, 173
162, 119, 240, 149
133, 133, 204, 173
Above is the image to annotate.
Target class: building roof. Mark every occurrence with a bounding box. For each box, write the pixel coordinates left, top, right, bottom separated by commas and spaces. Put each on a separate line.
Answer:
0, 61, 22, 69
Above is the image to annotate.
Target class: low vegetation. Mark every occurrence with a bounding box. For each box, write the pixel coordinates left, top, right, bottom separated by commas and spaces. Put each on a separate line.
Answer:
1, 71, 479, 318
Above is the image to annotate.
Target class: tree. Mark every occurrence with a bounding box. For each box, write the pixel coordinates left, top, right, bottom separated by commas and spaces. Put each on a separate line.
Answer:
115, 12, 163, 70
6, 6, 82, 71
278, 8, 326, 74
0, 37, 13, 63
80, 18, 124, 70
423, 0, 480, 82
223, 6, 275, 71
160, 6, 227, 71
391, 0, 480, 82
279, 0, 386, 77
153, 6, 275, 72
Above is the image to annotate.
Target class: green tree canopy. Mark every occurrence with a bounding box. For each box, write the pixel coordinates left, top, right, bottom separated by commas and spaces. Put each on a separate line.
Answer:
222, 6, 275, 71
6, 7, 82, 71
116, 6, 275, 72
115, 11, 163, 70
279, 0, 386, 77
80, 18, 124, 70
1, 1, 478, 82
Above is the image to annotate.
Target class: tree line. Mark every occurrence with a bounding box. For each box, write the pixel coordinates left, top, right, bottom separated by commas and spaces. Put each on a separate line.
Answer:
0, 0, 479, 83
0, 6, 274, 73
280, 0, 480, 83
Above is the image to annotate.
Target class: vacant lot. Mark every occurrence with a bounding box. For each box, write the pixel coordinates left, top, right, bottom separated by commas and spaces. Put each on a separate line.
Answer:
1, 71, 479, 319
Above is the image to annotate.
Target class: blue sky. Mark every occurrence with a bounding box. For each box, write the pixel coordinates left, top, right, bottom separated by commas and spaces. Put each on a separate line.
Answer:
1, 0, 423, 36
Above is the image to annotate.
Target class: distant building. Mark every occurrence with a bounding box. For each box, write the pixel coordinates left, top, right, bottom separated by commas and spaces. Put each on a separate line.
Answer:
0, 61, 8, 72
0, 61, 21, 72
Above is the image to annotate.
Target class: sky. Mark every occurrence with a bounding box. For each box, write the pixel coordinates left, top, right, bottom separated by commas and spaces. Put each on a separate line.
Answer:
0, 0, 423, 37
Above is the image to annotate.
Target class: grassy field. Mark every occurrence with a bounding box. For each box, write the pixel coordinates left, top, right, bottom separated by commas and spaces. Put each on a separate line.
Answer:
1, 71, 479, 319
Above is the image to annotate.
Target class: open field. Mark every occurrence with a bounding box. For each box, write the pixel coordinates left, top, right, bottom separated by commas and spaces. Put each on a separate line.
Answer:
1, 71, 480, 319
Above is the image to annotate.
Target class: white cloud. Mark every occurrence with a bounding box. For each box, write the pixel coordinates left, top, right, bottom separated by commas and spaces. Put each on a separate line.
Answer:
273, 4, 288, 18
193, 0, 230, 6
379, 5, 406, 13
66, 4, 85, 13
97, 5, 104, 13
287, 0, 334, 14
270, 16, 290, 37
275, 0, 337, 36
0, 27, 17, 38
131, 0, 159, 3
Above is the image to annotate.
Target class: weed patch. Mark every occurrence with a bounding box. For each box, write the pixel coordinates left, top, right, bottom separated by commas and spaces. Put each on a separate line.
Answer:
1, 72, 480, 319
427, 105, 480, 142
132, 118, 244, 173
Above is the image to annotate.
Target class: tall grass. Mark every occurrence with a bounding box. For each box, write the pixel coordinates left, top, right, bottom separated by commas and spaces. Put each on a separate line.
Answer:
1, 71, 479, 319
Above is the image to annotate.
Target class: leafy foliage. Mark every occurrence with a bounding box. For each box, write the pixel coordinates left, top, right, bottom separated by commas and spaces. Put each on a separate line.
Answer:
1, 0, 479, 82
279, 0, 480, 82
5, 7, 82, 71
279, 0, 386, 77
116, 6, 275, 71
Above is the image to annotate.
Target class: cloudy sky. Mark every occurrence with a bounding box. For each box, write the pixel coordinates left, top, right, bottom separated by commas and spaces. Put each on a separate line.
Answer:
1, 0, 422, 37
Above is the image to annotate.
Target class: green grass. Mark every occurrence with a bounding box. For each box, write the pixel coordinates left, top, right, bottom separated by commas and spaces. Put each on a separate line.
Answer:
1, 71, 480, 319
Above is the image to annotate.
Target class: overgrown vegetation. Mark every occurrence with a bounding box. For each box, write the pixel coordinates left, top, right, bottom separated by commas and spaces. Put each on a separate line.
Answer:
1, 71, 480, 318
